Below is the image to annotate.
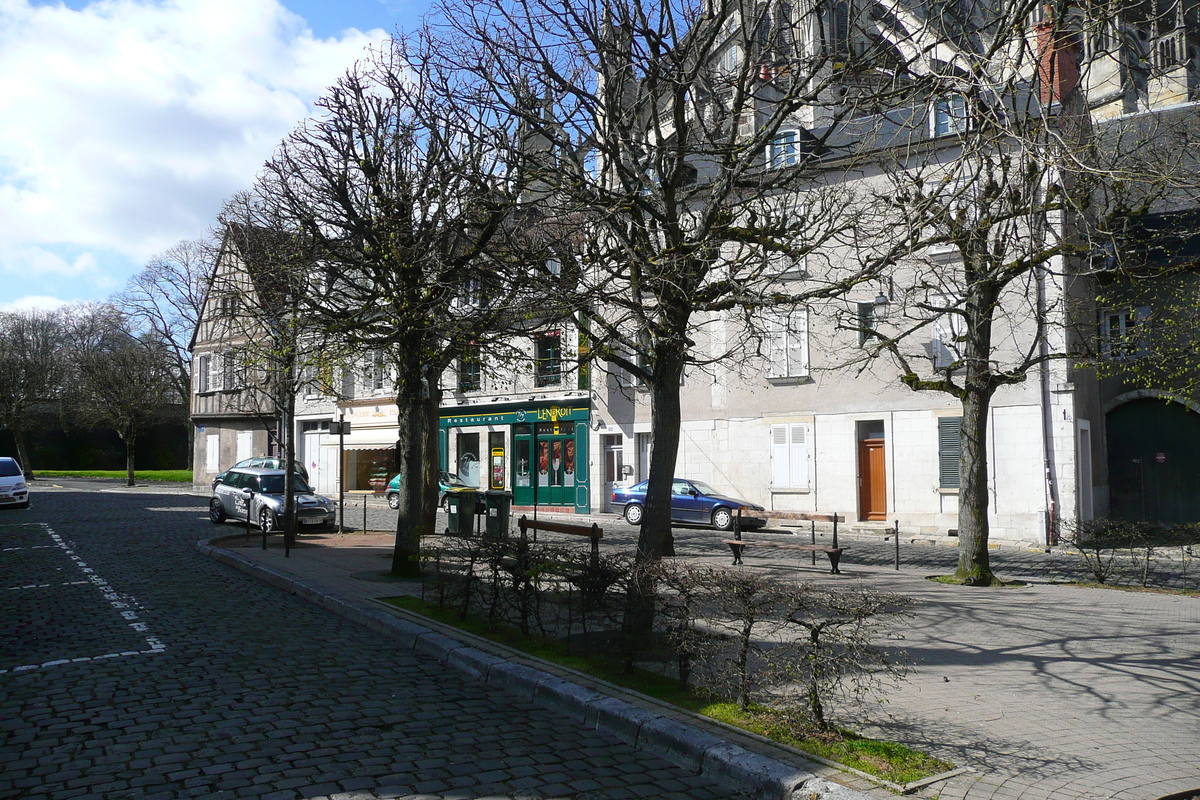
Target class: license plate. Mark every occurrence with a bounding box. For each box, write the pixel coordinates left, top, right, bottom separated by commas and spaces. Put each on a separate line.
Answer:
301, 517, 324, 525
0, 493, 10, 500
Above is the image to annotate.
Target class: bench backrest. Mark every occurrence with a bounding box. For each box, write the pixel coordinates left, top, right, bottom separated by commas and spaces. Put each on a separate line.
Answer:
518, 514, 602, 540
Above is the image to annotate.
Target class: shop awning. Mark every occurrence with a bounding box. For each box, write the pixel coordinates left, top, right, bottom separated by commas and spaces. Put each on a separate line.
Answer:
322, 428, 397, 451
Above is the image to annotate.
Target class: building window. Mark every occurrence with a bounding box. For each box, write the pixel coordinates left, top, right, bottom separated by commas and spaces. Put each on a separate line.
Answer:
195, 354, 211, 393
535, 332, 562, 387
771, 423, 810, 489
938, 416, 962, 489
931, 94, 968, 137
932, 299, 964, 370
720, 42, 740, 73
1100, 308, 1148, 359
217, 293, 239, 317
223, 352, 241, 391
857, 302, 878, 345
770, 130, 798, 168
363, 353, 388, 394
458, 353, 481, 392
546, 258, 561, 277
766, 309, 809, 379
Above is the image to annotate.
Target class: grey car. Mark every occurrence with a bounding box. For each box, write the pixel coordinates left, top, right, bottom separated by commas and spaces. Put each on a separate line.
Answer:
208, 467, 335, 532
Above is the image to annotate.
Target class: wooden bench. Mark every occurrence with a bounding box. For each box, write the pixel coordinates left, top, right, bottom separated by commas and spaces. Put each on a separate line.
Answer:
517, 515, 603, 571
722, 539, 844, 573
726, 509, 846, 574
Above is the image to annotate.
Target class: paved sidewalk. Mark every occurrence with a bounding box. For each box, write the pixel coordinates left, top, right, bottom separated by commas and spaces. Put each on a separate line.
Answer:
198, 519, 1200, 800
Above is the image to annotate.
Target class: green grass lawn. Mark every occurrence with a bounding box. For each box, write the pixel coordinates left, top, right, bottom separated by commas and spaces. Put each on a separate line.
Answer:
33, 470, 193, 483
381, 595, 954, 786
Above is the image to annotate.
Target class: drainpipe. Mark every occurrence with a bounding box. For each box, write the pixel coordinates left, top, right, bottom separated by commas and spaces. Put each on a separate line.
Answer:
1036, 251, 1062, 547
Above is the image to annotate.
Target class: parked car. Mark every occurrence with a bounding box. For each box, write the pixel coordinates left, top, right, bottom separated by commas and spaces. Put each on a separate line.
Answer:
610, 478, 767, 531
386, 471, 474, 510
208, 467, 335, 532
0, 457, 29, 509
211, 457, 309, 490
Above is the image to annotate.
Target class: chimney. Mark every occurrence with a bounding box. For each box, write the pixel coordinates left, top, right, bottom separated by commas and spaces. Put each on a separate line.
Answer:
1035, 10, 1080, 105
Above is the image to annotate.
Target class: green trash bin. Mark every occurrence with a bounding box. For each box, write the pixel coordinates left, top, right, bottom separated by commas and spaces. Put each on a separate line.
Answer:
484, 490, 513, 538
445, 489, 478, 536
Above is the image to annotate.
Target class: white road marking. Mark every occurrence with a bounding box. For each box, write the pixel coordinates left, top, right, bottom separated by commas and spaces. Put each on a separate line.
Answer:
0, 522, 167, 675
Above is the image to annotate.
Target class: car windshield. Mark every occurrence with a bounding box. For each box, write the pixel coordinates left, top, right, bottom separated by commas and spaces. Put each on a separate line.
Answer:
0, 460, 21, 477
259, 475, 313, 494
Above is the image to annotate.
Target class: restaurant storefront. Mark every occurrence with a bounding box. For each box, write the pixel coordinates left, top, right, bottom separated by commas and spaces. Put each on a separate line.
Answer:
439, 401, 591, 513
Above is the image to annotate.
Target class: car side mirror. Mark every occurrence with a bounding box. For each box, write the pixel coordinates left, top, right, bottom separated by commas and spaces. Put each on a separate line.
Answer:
690, 489, 700, 497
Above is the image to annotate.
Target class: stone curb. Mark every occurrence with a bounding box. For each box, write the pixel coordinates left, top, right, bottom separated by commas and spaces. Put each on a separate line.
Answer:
197, 538, 877, 800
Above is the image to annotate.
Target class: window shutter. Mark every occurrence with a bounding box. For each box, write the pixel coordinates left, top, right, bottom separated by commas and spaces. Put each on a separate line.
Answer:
789, 423, 809, 488
210, 353, 224, 391
787, 311, 809, 377
771, 425, 790, 485
939, 417, 962, 488
196, 355, 209, 393
766, 316, 785, 378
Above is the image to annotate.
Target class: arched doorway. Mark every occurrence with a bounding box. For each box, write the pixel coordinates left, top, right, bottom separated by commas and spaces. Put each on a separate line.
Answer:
1107, 398, 1200, 523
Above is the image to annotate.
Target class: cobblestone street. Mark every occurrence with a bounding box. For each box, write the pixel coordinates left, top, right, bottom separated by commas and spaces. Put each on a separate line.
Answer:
0, 486, 752, 800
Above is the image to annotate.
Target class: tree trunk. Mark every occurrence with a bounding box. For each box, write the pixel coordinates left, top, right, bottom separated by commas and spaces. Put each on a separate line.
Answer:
282, 362, 297, 556
125, 432, 136, 487
638, 347, 685, 560
13, 427, 32, 478
621, 343, 686, 662
390, 368, 440, 578
955, 387, 997, 585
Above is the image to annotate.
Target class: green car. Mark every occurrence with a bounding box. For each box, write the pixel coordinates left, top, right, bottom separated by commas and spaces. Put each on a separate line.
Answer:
386, 470, 473, 510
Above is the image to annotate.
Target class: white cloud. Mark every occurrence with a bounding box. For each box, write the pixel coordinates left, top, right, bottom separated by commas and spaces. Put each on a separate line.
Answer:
0, 0, 387, 298
0, 295, 75, 313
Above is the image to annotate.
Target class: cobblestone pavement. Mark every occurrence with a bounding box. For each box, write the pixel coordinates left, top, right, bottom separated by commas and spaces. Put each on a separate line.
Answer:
0, 485, 754, 800
14, 480, 1200, 800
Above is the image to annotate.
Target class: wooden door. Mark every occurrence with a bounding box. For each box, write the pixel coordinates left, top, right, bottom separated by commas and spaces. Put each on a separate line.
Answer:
858, 438, 887, 521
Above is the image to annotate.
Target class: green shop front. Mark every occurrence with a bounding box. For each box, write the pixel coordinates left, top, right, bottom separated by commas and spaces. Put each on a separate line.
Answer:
439, 402, 591, 513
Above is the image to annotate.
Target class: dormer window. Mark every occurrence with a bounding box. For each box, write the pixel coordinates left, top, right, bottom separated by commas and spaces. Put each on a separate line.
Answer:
770, 130, 799, 168
931, 94, 968, 137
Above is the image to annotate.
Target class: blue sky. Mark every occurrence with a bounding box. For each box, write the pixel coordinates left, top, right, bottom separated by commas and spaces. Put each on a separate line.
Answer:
0, 0, 430, 312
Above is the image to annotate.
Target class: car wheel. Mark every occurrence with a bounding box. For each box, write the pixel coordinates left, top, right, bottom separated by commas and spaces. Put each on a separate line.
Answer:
387, 492, 400, 510
208, 498, 226, 524
17, 499, 29, 510
259, 508, 276, 533
624, 503, 644, 526
711, 507, 735, 531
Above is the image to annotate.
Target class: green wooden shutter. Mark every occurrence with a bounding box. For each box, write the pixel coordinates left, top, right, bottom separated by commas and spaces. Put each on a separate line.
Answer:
939, 417, 961, 489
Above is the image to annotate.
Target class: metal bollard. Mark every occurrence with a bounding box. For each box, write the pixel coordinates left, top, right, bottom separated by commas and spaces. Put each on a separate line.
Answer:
894, 518, 900, 570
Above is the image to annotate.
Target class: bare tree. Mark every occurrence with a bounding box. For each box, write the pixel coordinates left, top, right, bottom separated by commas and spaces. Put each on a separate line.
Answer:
806, 0, 1200, 583
253, 36, 539, 577
65, 304, 179, 486
115, 237, 214, 468
204, 203, 331, 552
0, 309, 67, 474
440, 0, 878, 644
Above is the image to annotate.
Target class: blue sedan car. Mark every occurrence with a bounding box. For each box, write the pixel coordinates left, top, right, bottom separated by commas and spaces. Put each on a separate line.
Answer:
611, 478, 767, 531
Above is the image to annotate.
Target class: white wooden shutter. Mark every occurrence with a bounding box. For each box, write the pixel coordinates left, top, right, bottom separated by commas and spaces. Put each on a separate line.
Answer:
771, 425, 790, 485
789, 423, 809, 488
205, 434, 219, 472
210, 352, 224, 391
787, 311, 809, 377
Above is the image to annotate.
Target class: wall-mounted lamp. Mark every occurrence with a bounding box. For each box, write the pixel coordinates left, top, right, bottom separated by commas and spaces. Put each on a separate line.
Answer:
592, 418, 606, 431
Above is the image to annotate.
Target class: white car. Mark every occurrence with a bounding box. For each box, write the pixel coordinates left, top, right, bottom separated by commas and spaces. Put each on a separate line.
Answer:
0, 457, 29, 509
